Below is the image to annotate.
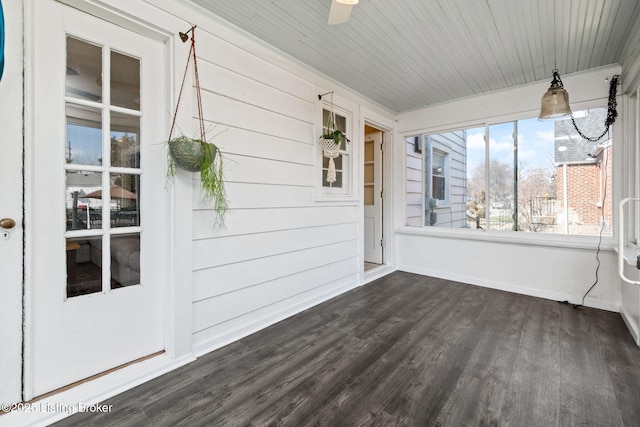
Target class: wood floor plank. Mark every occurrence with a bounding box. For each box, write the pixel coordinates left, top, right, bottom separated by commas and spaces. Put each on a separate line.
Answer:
53, 271, 640, 427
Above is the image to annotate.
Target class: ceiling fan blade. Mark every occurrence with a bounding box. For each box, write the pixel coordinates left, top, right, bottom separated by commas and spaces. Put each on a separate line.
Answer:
328, 0, 353, 25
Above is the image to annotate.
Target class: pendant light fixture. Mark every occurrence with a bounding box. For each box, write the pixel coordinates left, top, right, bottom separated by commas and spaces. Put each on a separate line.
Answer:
538, 69, 620, 143
538, 69, 571, 121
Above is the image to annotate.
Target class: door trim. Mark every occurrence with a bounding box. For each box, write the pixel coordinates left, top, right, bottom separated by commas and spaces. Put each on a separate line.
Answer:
0, 0, 25, 405
22, 0, 192, 401
359, 107, 396, 280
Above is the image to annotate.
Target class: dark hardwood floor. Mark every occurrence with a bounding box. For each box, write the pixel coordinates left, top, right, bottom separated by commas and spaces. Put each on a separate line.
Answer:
54, 271, 640, 426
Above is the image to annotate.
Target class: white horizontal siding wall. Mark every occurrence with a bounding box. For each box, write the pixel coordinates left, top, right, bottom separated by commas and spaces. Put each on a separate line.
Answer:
123, 0, 396, 355
187, 24, 361, 353
428, 131, 466, 228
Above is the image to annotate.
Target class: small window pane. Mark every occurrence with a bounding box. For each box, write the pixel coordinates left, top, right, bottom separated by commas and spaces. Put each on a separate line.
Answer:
364, 164, 374, 184
66, 104, 103, 166
111, 233, 140, 288
323, 155, 343, 170
322, 109, 346, 134
433, 176, 445, 200
364, 141, 374, 162
66, 171, 103, 231
323, 170, 343, 187
66, 236, 102, 298
66, 37, 102, 102
364, 185, 374, 205
110, 173, 140, 228
110, 51, 140, 110
111, 112, 140, 168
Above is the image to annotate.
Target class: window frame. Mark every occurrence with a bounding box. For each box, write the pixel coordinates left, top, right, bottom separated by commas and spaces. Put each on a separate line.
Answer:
427, 140, 450, 207
315, 93, 357, 202
401, 99, 619, 247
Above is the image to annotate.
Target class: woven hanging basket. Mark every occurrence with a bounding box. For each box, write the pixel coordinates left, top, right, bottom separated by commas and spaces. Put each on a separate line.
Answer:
168, 136, 217, 172
322, 138, 342, 158
322, 138, 342, 184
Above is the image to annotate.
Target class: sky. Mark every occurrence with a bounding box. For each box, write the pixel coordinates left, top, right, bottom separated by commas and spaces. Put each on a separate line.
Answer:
67, 124, 103, 165
466, 117, 556, 178
67, 124, 135, 166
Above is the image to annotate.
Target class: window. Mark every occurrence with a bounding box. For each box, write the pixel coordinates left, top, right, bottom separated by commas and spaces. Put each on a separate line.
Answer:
65, 36, 142, 297
431, 150, 446, 201
405, 107, 613, 237
317, 102, 354, 199
321, 108, 347, 188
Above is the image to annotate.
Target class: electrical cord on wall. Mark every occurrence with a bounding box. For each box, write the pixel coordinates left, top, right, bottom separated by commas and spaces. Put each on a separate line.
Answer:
576, 139, 610, 308
558, 136, 610, 309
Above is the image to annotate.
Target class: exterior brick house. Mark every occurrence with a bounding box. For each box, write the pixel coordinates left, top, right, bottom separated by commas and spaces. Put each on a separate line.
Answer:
554, 108, 613, 235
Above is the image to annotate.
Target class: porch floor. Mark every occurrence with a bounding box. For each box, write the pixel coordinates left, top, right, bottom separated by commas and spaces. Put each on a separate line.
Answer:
54, 271, 640, 426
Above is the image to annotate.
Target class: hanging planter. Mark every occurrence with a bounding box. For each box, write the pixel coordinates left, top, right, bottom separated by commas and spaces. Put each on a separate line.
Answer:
166, 26, 228, 228
319, 93, 349, 184
168, 136, 217, 173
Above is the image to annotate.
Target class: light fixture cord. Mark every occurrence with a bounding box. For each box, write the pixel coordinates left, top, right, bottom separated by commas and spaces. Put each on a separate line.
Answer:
570, 75, 619, 142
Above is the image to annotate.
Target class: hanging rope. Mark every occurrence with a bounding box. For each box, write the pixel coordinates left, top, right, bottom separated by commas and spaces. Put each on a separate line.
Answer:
168, 26, 206, 143
322, 92, 341, 184
570, 75, 619, 143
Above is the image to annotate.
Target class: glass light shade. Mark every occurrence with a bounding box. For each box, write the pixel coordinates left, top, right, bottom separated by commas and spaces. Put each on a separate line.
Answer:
539, 85, 572, 121
336, 0, 359, 4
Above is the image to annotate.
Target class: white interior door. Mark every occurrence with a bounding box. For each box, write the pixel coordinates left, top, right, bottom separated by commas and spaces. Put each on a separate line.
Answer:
27, 3, 167, 398
364, 130, 383, 264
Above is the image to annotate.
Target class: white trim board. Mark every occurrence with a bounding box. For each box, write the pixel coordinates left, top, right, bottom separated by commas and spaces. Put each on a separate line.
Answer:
0, 354, 195, 427
621, 305, 640, 346
397, 264, 621, 313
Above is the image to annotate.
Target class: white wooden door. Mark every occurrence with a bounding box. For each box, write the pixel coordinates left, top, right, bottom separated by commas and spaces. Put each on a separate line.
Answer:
364, 131, 383, 264
27, 3, 166, 398
0, 0, 24, 404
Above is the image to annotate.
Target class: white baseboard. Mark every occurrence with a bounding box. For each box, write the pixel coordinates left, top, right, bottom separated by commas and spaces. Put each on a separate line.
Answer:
192, 276, 362, 357
397, 264, 621, 313
621, 305, 640, 346
363, 265, 397, 284
0, 354, 195, 427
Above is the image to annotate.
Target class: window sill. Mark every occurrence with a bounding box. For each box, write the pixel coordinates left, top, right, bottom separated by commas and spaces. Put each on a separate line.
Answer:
613, 242, 640, 266
314, 194, 358, 204
396, 225, 615, 251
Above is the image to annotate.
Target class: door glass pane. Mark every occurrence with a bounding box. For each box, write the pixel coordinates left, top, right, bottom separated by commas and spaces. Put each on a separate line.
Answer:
110, 173, 140, 227
364, 140, 374, 162
364, 186, 374, 205
111, 112, 140, 168
66, 37, 102, 102
66, 170, 103, 231
364, 164, 374, 183
66, 236, 102, 298
66, 104, 103, 166
111, 233, 140, 289
110, 51, 140, 110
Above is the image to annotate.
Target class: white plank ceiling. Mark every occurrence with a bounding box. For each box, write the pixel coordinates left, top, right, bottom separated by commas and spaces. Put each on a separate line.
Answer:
184, 0, 640, 113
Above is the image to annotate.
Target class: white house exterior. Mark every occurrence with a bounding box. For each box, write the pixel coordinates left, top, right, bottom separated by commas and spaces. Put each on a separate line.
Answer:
1, 1, 640, 425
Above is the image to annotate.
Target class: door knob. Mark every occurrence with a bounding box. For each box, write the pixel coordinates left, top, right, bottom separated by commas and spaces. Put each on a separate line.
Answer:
0, 218, 16, 229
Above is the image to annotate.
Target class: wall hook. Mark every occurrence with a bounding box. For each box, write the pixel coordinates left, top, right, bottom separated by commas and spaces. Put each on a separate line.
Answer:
318, 91, 334, 100
179, 25, 196, 43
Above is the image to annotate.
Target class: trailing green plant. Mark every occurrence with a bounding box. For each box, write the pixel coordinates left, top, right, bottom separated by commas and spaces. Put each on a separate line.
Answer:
166, 26, 228, 228
320, 114, 350, 145
167, 135, 228, 228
